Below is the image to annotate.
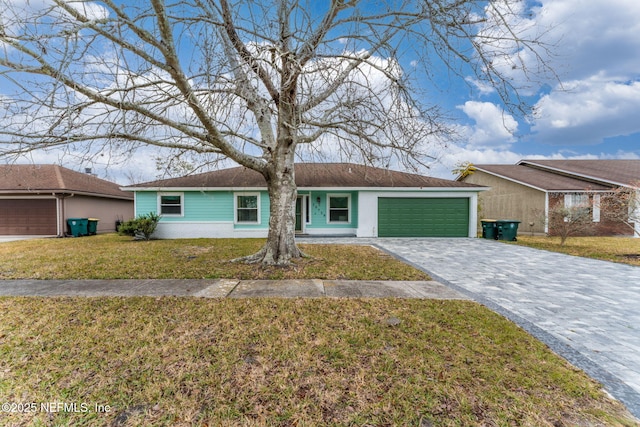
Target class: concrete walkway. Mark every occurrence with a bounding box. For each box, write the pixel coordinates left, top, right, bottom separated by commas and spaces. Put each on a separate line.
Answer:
0, 278, 467, 300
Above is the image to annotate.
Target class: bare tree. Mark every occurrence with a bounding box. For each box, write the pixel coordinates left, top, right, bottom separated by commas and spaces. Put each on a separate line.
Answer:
599, 184, 640, 238
535, 193, 595, 245
0, 0, 553, 264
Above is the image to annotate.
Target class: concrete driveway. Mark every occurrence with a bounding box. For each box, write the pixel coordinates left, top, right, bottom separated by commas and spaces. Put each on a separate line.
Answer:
0, 235, 54, 243
303, 236, 640, 418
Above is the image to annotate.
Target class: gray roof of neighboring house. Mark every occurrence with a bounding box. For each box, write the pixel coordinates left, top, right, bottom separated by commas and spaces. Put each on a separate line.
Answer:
473, 164, 612, 191
519, 159, 640, 187
126, 163, 485, 189
0, 164, 134, 200
469, 159, 640, 192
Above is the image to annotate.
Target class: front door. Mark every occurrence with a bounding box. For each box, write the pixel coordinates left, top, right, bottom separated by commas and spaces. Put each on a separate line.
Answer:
295, 196, 305, 233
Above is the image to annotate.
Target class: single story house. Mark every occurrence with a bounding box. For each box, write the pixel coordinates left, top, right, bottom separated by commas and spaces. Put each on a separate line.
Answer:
458, 159, 640, 236
0, 164, 134, 236
123, 163, 487, 238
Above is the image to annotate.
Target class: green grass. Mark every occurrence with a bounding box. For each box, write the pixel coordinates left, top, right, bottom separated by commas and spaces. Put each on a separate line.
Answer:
0, 297, 636, 426
510, 235, 640, 266
0, 234, 429, 280
0, 235, 637, 425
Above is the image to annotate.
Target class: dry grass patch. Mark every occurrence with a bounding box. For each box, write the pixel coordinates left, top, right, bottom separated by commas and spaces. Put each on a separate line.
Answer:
0, 234, 428, 280
0, 297, 636, 426
511, 235, 640, 266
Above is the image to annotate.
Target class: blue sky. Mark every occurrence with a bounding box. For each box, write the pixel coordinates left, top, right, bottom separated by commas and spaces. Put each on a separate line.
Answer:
423, 0, 640, 178
2, 0, 639, 183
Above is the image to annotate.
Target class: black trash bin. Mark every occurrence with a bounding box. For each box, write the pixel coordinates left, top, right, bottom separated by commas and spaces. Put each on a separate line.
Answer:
481, 219, 498, 239
496, 220, 521, 241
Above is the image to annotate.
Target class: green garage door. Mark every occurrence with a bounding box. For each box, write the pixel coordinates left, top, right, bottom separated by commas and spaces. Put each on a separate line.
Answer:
378, 198, 469, 237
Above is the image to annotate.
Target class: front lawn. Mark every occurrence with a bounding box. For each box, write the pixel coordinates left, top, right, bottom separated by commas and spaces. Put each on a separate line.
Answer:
510, 235, 640, 266
0, 234, 429, 280
0, 297, 636, 426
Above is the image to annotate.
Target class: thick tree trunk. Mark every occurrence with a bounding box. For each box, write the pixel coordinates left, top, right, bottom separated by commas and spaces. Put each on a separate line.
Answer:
237, 57, 304, 266
236, 158, 303, 265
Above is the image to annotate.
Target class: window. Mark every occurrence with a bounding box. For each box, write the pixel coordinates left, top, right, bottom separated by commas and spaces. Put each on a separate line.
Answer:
328, 194, 350, 223
236, 193, 259, 223
159, 193, 183, 216
564, 193, 590, 222
593, 194, 601, 222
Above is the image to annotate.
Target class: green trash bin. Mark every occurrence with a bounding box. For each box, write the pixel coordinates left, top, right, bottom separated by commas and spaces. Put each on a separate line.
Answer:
481, 219, 498, 239
496, 220, 521, 241
87, 218, 100, 235
67, 218, 89, 237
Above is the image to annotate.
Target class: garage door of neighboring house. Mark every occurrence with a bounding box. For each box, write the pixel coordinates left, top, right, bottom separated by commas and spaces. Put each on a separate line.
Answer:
378, 197, 469, 237
0, 199, 57, 235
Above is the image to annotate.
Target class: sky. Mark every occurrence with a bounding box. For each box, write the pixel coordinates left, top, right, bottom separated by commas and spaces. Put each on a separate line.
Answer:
420, 0, 640, 178
2, 0, 639, 184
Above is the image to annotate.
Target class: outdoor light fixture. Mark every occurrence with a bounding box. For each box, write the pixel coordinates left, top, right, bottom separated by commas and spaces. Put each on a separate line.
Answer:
316, 196, 321, 204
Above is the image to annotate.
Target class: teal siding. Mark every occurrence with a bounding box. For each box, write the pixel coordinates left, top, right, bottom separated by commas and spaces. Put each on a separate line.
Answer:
233, 191, 270, 229
135, 192, 158, 215
136, 191, 234, 222
305, 191, 358, 229
135, 190, 357, 230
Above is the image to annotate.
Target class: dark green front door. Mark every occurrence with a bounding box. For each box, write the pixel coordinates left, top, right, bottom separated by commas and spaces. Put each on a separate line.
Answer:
378, 198, 469, 237
295, 197, 303, 232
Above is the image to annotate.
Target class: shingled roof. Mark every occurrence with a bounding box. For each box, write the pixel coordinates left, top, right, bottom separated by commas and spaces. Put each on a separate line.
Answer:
473, 164, 612, 191
519, 159, 640, 187
126, 163, 484, 189
470, 159, 640, 191
0, 164, 133, 200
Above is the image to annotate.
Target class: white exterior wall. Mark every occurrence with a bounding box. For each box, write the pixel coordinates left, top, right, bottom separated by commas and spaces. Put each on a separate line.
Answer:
356, 191, 479, 238
153, 222, 357, 238
154, 222, 268, 239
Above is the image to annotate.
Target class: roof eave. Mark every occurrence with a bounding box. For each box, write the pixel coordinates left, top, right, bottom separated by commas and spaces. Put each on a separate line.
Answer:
474, 167, 549, 192
0, 189, 133, 200
123, 185, 488, 192
518, 160, 633, 188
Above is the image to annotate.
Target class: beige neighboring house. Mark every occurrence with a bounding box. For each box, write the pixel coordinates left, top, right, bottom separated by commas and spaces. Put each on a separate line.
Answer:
459, 159, 640, 237
0, 164, 134, 237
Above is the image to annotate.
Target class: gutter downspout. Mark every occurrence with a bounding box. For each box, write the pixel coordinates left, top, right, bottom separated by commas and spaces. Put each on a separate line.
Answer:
54, 193, 74, 237
544, 192, 550, 234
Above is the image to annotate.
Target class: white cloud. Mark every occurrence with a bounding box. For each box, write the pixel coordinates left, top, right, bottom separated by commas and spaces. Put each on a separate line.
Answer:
536, 0, 640, 82
478, 0, 640, 87
531, 76, 640, 144
458, 101, 518, 149
464, 77, 495, 96
471, 0, 640, 147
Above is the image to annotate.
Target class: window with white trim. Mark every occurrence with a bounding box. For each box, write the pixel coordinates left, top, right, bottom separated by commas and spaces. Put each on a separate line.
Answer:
564, 193, 590, 222
327, 194, 350, 223
159, 193, 183, 216
235, 193, 260, 223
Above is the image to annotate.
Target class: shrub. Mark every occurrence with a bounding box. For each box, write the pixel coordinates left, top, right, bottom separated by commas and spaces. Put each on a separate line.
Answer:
117, 212, 161, 240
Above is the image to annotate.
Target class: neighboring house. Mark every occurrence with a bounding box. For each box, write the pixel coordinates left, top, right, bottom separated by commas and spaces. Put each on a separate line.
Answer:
123, 163, 487, 238
458, 159, 640, 236
0, 164, 134, 236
